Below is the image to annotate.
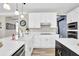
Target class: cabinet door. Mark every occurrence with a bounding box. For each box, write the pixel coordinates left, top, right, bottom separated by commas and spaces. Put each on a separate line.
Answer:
40, 13, 45, 23
40, 13, 57, 28
40, 38, 46, 48
40, 39, 50, 48
33, 35, 41, 48
41, 13, 57, 28
55, 41, 62, 56
67, 13, 72, 23
29, 13, 40, 28
40, 13, 53, 23
67, 9, 78, 23
71, 11, 77, 22
33, 38, 41, 48
40, 37, 55, 48
50, 13, 57, 28
72, 8, 79, 22
61, 46, 70, 56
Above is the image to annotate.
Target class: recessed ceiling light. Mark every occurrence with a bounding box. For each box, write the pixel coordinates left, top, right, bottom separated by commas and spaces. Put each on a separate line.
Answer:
3, 3, 11, 10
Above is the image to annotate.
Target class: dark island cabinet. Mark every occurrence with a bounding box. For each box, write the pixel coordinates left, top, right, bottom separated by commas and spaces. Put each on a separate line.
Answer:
12, 45, 25, 56
55, 40, 79, 56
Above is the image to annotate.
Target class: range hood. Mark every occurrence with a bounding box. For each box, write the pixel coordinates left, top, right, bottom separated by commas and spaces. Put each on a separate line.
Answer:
40, 23, 51, 26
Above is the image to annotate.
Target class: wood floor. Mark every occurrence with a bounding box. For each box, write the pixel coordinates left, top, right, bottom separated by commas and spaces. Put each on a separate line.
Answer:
32, 48, 55, 56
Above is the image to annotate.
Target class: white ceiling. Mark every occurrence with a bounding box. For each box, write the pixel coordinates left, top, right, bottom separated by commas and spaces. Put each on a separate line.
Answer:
0, 3, 79, 15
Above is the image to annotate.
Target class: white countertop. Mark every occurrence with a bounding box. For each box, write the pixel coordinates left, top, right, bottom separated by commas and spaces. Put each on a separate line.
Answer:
0, 39, 24, 56
1, 34, 79, 56
56, 38, 79, 55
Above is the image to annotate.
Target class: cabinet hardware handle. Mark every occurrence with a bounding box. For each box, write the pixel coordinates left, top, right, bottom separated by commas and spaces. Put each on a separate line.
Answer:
58, 50, 62, 56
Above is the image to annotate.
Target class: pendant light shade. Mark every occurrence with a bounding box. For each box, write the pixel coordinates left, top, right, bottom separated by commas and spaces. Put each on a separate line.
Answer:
3, 3, 11, 10
21, 14, 24, 18
15, 10, 19, 15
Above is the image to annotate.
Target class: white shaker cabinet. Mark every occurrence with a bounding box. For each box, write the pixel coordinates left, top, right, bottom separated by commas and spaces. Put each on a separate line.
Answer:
33, 35, 59, 48
29, 13, 40, 28
40, 13, 52, 23
29, 13, 57, 28
40, 13, 57, 28
67, 8, 78, 23
67, 12, 72, 23
50, 13, 57, 28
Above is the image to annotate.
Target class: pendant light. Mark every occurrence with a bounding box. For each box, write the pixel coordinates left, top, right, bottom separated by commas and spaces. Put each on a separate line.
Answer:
3, 3, 11, 10
20, 3, 25, 19
15, 3, 19, 15
21, 14, 24, 18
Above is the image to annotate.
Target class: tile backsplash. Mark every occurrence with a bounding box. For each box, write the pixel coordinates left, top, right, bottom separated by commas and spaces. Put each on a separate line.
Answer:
29, 28, 57, 33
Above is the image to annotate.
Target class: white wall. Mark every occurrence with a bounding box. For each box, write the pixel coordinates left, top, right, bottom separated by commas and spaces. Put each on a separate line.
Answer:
5, 17, 16, 37
0, 16, 5, 38
0, 16, 16, 38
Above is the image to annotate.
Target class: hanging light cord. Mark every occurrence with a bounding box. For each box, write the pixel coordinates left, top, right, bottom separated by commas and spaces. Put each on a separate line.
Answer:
16, 3, 18, 11
22, 3, 26, 15
22, 3, 23, 15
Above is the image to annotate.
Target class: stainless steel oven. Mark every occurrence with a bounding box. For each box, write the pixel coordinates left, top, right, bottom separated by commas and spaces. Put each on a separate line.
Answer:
68, 31, 77, 39
68, 22, 77, 30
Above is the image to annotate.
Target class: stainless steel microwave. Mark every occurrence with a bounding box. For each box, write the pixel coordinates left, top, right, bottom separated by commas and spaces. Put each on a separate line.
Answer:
68, 22, 77, 30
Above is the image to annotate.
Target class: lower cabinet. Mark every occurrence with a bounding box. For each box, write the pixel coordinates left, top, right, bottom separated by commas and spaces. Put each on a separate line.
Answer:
55, 41, 79, 56
34, 38, 55, 48
12, 45, 25, 56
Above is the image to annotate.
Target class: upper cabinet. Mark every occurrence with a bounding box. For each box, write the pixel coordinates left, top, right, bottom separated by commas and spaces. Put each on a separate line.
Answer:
67, 7, 79, 23
50, 13, 57, 28
40, 13, 53, 23
40, 13, 57, 28
29, 12, 57, 28
29, 13, 40, 28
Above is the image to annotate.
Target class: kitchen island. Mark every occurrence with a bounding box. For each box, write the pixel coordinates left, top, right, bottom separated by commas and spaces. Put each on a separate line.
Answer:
56, 38, 79, 56
0, 38, 25, 56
